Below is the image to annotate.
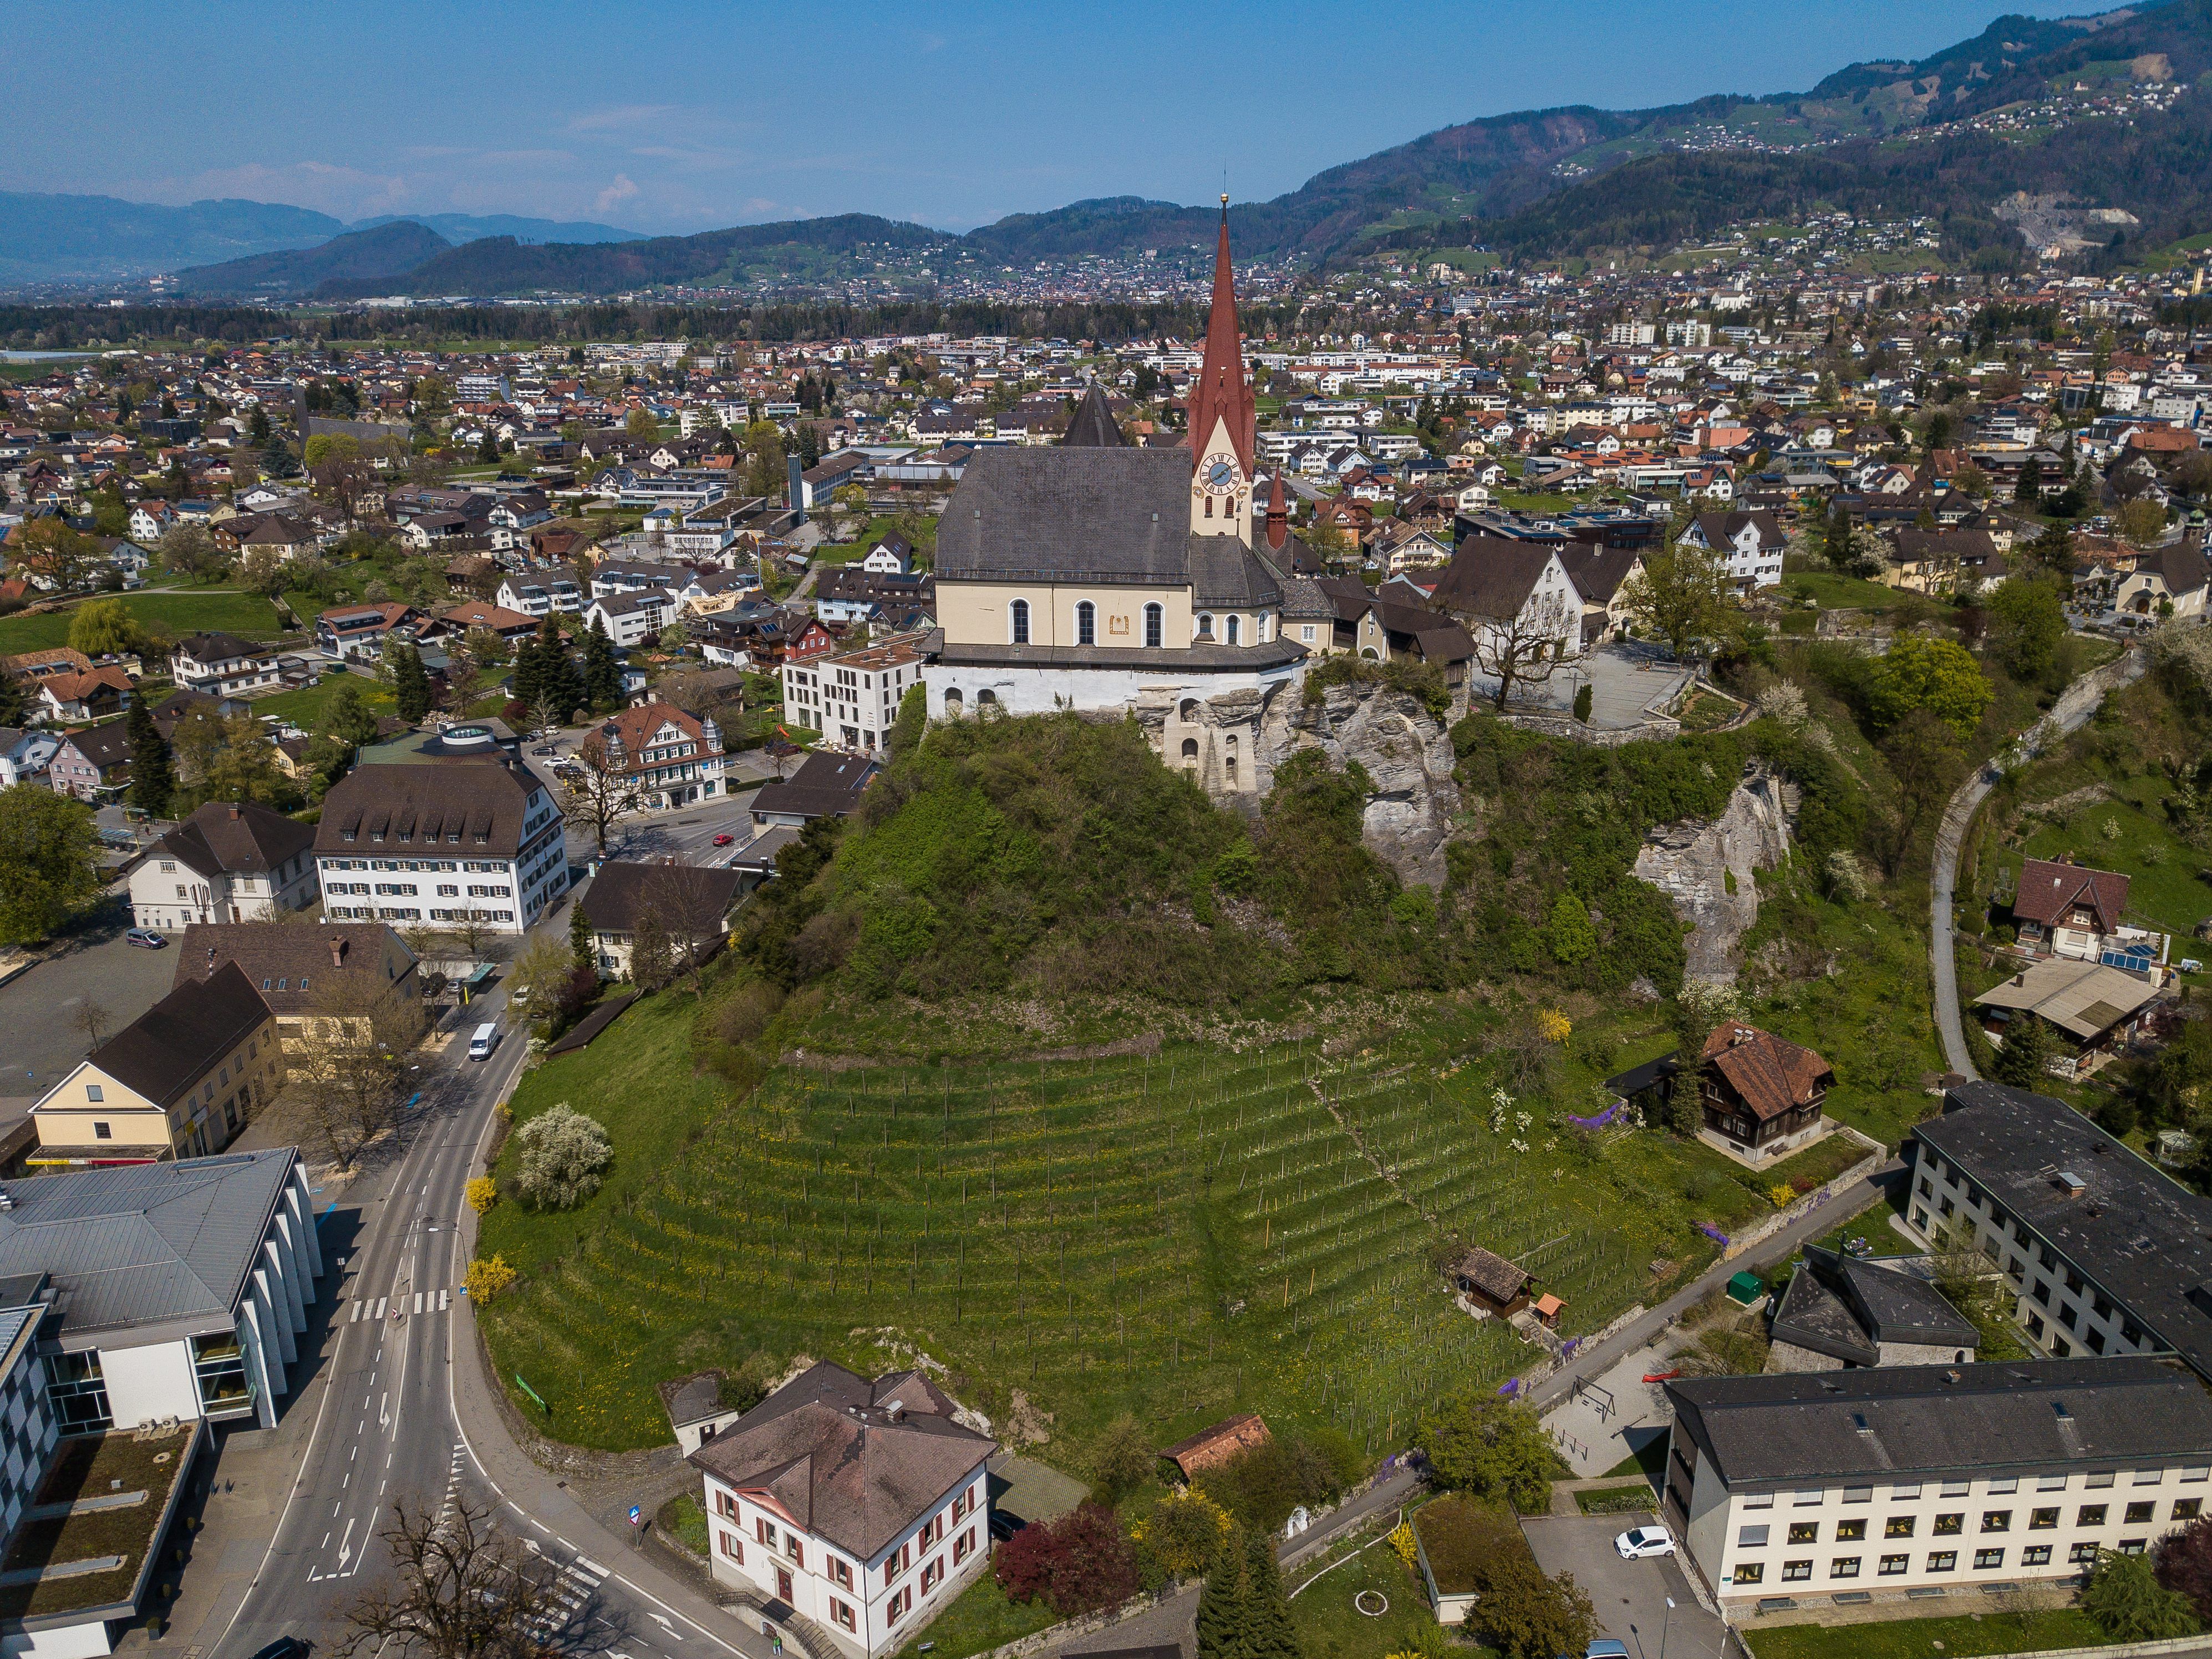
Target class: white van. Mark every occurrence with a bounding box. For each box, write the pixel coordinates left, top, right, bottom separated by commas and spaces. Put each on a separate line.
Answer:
467, 1022, 500, 1061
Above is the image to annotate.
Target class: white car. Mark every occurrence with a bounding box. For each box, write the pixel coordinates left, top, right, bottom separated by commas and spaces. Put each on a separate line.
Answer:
1614, 1526, 1675, 1560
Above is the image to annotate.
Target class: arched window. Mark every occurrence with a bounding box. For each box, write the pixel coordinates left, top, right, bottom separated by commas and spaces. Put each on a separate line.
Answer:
1226, 614, 1241, 646
977, 689, 999, 708
1224, 734, 1238, 785
1009, 599, 1030, 645
1076, 601, 1096, 647
1197, 612, 1215, 640
1360, 647, 1381, 661
1143, 603, 1163, 649
943, 688, 964, 717
1177, 698, 1199, 721
1180, 737, 1199, 776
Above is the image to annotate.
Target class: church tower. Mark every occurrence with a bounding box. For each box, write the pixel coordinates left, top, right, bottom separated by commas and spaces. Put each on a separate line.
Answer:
1187, 196, 1255, 544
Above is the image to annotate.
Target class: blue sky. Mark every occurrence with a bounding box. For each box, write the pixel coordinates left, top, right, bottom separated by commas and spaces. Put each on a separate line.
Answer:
5, 1, 2120, 235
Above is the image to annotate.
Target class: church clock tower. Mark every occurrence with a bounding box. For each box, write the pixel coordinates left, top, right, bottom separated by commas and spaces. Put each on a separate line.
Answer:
1187, 196, 1255, 543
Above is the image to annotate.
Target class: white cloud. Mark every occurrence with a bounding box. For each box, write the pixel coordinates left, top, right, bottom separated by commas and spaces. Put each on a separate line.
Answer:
595, 174, 640, 212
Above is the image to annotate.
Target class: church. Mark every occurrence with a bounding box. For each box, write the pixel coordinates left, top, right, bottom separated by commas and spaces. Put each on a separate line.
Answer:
922, 201, 1328, 795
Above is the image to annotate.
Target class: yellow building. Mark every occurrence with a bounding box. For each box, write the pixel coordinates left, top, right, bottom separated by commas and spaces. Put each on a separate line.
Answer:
32, 963, 282, 1166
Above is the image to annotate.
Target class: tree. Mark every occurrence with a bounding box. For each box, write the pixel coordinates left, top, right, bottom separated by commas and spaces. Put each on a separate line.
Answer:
1873, 710, 1967, 879
2119, 497, 2169, 548
1417, 1393, 1556, 1513
0, 788, 101, 944
562, 729, 644, 855
2013, 453, 2044, 504
513, 1105, 613, 1210
388, 639, 433, 723
510, 933, 577, 1013
1867, 633, 1992, 736
2155, 1515, 2212, 1622
996, 1503, 1140, 1617
72, 996, 111, 1053
323, 679, 382, 749
1619, 539, 1728, 661
12, 518, 101, 593
283, 969, 418, 1167
1991, 1009, 2056, 1088
336, 1499, 565, 1659
1135, 1487, 1232, 1580
1238, 1529, 1300, 1659
0, 673, 23, 727
639, 861, 730, 992
1572, 680, 1593, 723
1983, 577, 2066, 681
126, 696, 175, 818
1090, 1417, 1156, 1509
625, 406, 659, 441
1194, 1531, 1247, 1659
581, 614, 621, 710
1471, 589, 1575, 711
237, 546, 291, 598
568, 900, 594, 969
2020, 520, 2075, 581
157, 522, 222, 584
2082, 1547, 2200, 1642
627, 902, 674, 989
1473, 1553, 1598, 1659
1547, 892, 1598, 965
66, 596, 143, 658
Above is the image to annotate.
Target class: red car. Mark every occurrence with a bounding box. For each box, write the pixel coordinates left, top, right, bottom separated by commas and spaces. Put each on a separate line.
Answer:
711, 833, 735, 847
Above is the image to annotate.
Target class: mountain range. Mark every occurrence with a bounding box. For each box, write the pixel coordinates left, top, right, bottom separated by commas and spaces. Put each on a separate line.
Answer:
0, 193, 645, 286
16, 0, 2212, 298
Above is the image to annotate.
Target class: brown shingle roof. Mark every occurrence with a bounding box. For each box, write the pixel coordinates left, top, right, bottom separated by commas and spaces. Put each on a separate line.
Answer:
1702, 1021, 1834, 1123
1451, 1245, 1530, 1303
315, 759, 542, 858
171, 923, 415, 1014
577, 861, 743, 936
2012, 858, 2130, 933
85, 963, 270, 1108
1158, 1414, 1272, 1480
688, 1360, 994, 1560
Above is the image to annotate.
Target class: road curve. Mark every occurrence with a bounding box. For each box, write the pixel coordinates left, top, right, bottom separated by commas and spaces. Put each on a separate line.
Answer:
1928, 648, 2145, 1078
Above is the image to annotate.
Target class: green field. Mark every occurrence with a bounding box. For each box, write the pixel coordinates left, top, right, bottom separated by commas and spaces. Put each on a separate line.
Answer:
477, 957, 1922, 1457
0, 591, 284, 653
254, 673, 396, 729
1781, 571, 1908, 612
2010, 769, 2212, 944
1290, 1541, 1493, 1659
890, 1570, 1059, 1659
1745, 1607, 2119, 1659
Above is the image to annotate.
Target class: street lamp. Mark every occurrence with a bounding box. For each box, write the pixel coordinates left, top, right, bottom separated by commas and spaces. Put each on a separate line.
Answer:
1659, 1595, 1675, 1659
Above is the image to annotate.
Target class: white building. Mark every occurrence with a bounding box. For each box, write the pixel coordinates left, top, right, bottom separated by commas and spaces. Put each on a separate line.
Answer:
313, 750, 569, 935
690, 1362, 995, 1659
1666, 1358, 2212, 1607
583, 701, 726, 811
583, 589, 677, 648
129, 801, 320, 932
783, 636, 927, 755
170, 633, 282, 698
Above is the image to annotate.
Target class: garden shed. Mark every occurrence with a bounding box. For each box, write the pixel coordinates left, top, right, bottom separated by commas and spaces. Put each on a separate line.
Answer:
1450, 1245, 1532, 1317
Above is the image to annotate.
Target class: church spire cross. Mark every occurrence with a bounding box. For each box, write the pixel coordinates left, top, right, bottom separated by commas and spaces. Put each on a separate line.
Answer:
1185, 195, 1255, 481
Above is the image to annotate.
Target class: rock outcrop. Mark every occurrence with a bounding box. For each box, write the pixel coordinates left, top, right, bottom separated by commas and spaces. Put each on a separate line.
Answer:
1632, 764, 1798, 984
1255, 681, 1463, 887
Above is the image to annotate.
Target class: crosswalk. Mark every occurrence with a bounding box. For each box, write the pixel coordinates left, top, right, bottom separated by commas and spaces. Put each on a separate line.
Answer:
345, 1287, 453, 1322
523, 1539, 609, 1640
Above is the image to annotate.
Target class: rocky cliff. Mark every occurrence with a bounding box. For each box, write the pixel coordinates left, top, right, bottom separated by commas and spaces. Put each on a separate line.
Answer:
1255, 682, 1463, 888
1632, 764, 1798, 985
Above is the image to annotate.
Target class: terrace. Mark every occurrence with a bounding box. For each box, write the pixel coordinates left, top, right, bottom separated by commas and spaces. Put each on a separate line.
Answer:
0, 1421, 200, 1623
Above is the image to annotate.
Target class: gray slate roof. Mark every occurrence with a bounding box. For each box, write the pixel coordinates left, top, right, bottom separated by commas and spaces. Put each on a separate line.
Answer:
1768, 1248, 1978, 1368
936, 448, 1282, 607
156, 801, 314, 881
689, 1360, 995, 1561
0, 1149, 298, 1347
316, 758, 542, 858
85, 961, 270, 1108
1666, 1356, 2212, 1488
1914, 1081, 2212, 1384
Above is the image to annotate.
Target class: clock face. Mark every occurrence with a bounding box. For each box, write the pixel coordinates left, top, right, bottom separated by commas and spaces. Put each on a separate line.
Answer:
1205, 456, 1237, 493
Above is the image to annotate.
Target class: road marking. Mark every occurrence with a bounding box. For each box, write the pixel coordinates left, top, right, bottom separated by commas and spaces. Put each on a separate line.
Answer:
349, 1301, 363, 1323
373, 1296, 387, 1319
439, 1288, 450, 1310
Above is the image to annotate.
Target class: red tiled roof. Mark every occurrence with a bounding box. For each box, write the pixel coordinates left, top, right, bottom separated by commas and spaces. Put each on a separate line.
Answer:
1158, 1414, 1271, 1479
2013, 858, 2129, 933
1702, 1021, 1834, 1123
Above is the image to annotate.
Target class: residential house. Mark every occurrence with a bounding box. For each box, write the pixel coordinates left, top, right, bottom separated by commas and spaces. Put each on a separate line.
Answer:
314, 757, 569, 934
33, 664, 132, 723
575, 860, 744, 980
316, 602, 422, 661
170, 923, 423, 1055
583, 589, 677, 649
2010, 858, 2138, 963
0, 726, 61, 788
750, 752, 878, 830
433, 600, 540, 648
129, 801, 319, 931
1884, 530, 1997, 596
1695, 1020, 1834, 1161
0, 1149, 323, 1430
1679, 510, 1787, 592
782, 637, 927, 755
583, 702, 727, 811
171, 634, 280, 698
1422, 538, 1585, 694
496, 572, 585, 617
1555, 544, 1646, 646
46, 723, 133, 802
689, 1360, 996, 1659
2112, 536, 2210, 619
1972, 958, 2164, 1080
1664, 1358, 2212, 1607
30, 963, 283, 1163
1305, 579, 1476, 715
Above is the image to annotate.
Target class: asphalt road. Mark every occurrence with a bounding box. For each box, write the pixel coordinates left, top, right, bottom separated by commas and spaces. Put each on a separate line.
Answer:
208, 985, 705, 1659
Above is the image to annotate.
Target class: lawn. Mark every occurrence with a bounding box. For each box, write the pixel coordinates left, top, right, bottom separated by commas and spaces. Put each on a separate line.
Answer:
0, 590, 283, 652
1781, 570, 1905, 612
1676, 684, 1746, 732
1574, 1483, 1657, 1514
255, 673, 396, 729
1290, 1540, 1493, 1659
1745, 1607, 2123, 1659
891, 1569, 1059, 1659
1601, 1436, 1669, 1483
2008, 769, 2212, 945
660, 1491, 710, 1556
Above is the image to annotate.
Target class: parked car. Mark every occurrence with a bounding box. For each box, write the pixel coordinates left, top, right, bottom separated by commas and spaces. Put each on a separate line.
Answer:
1587, 1643, 1631, 1659
250, 1640, 309, 1659
1614, 1526, 1674, 1560
124, 928, 168, 949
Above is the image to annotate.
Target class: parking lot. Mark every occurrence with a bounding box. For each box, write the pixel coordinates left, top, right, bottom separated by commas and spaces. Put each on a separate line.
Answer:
1, 896, 181, 1097
1522, 1512, 1720, 1658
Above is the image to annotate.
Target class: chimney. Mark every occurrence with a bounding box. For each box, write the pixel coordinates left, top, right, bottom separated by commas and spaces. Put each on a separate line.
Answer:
330, 935, 347, 968
883, 1399, 904, 1423
227, 803, 242, 820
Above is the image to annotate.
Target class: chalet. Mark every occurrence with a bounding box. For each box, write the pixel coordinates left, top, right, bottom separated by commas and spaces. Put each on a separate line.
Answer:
2011, 858, 2133, 961
1697, 1020, 1834, 1161
1449, 1245, 1532, 1318
34, 665, 133, 722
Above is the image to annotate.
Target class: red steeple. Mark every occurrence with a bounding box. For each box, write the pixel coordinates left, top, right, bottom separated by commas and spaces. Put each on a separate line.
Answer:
1186, 197, 1255, 477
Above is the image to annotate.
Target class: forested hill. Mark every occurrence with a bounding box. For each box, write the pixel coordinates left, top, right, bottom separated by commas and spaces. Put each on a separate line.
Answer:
144, 0, 2212, 296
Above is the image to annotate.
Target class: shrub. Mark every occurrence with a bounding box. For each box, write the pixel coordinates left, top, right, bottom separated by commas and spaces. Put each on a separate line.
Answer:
1535, 1008, 1572, 1044
1193, 1428, 1363, 1535
466, 1254, 517, 1302
465, 1176, 497, 1215
1416, 1395, 1556, 1514
1089, 1416, 1156, 1507
994, 1502, 1138, 1616
1133, 1487, 1234, 1579
512, 1105, 613, 1210
1767, 1183, 1794, 1209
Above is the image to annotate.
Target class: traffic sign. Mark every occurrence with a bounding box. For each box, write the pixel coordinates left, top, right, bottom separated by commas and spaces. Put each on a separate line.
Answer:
629, 1505, 642, 1526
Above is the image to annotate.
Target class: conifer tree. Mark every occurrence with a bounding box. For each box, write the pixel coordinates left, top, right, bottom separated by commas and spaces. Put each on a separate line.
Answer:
569, 902, 593, 970
125, 697, 174, 818
389, 640, 433, 723
1240, 1531, 1301, 1659
1194, 1532, 1248, 1659
511, 630, 541, 711
582, 614, 621, 711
